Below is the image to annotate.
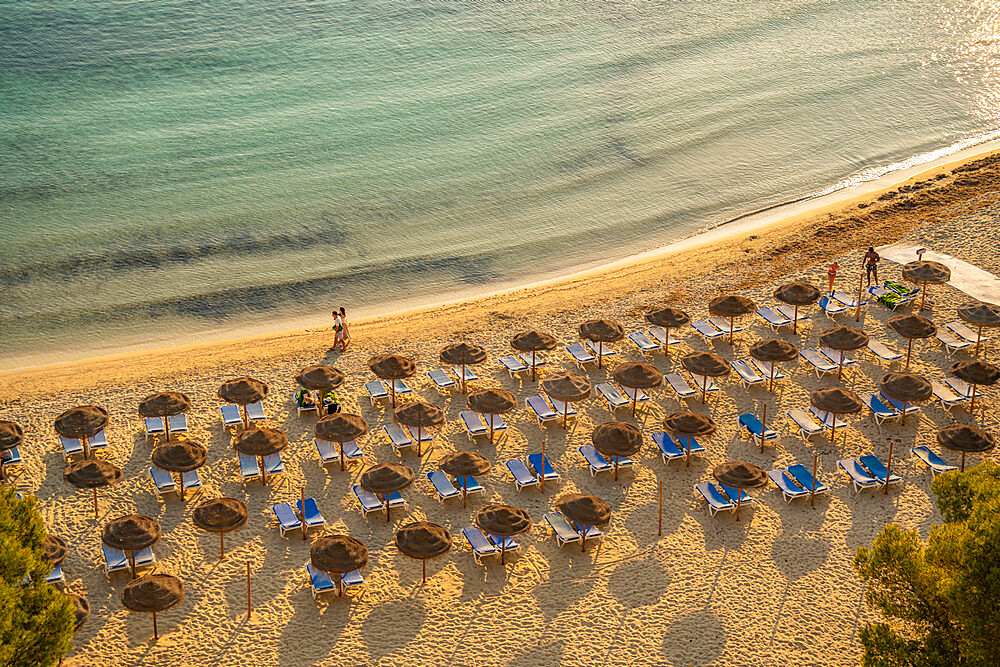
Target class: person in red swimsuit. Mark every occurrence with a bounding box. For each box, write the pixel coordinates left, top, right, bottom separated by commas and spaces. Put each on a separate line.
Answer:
827, 261, 839, 294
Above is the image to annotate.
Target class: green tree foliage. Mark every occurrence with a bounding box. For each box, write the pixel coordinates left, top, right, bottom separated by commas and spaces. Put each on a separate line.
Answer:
0, 485, 75, 666
853, 461, 1000, 667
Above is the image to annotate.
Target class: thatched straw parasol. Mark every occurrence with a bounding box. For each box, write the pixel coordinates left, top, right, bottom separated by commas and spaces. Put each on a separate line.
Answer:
218, 377, 268, 429
662, 411, 717, 466
474, 504, 531, 564
948, 359, 1000, 411
541, 372, 592, 427
368, 355, 416, 407
192, 498, 248, 560
102, 514, 161, 579
810, 388, 862, 442
0, 420, 24, 485
774, 283, 820, 334
310, 534, 367, 597
749, 339, 798, 392
315, 413, 368, 471
440, 343, 487, 393
880, 372, 932, 428
591, 421, 642, 481
511, 331, 557, 381
121, 573, 183, 640
54, 406, 108, 459
360, 463, 414, 523
681, 352, 730, 403
937, 424, 996, 472
579, 319, 625, 368
438, 451, 491, 507
818, 326, 869, 380
64, 459, 121, 519
645, 306, 691, 355
138, 392, 192, 441
887, 314, 936, 369
393, 402, 444, 456
467, 389, 515, 445
708, 295, 756, 343
901, 260, 951, 311
295, 366, 345, 412
555, 493, 610, 552
612, 362, 662, 417
233, 427, 288, 486
151, 440, 207, 500
394, 522, 452, 583
68, 593, 90, 635
957, 301, 1000, 355
712, 462, 767, 522
43, 534, 68, 566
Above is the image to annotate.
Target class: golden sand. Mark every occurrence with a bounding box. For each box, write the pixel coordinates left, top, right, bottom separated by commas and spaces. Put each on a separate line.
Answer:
4, 147, 1000, 666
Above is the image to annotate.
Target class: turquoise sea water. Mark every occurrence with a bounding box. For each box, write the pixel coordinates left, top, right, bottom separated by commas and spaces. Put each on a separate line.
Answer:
2, 1, 999, 367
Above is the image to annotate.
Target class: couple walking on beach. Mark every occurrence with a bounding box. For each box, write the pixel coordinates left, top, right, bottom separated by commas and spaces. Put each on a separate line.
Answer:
332, 307, 351, 351
827, 247, 880, 293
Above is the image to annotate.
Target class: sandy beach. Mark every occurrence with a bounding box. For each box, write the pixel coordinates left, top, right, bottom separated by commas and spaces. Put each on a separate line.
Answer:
4, 146, 1000, 666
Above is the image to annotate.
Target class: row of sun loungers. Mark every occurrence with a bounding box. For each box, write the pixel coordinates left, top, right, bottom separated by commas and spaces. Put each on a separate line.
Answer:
60, 430, 109, 461
837, 456, 902, 492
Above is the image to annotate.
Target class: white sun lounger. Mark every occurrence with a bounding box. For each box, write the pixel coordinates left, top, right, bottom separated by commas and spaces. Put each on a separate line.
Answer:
314, 438, 340, 466
516, 353, 547, 370
60, 435, 84, 460
936, 331, 972, 355
944, 376, 974, 399
799, 349, 838, 377
867, 339, 903, 366
548, 398, 579, 422
911, 446, 958, 477
365, 381, 389, 406
384, 423, 415, 452
767, 470, 810, 503
809, 407, 848, 430
646, 326, 681, 349
462, 526, 499, 564
694, 482, 735, 516
149, 466, 176, 496
707, 316, 743, 336
819, 346, 856, 369
628, 331, 660, 354
832, 290, 866, 310
775, 304, 810, 326
182, 470, 202, 494
596, 382, 634, 412
731, 360, 764, 388
565, 343, 597, 368
543, 512, 582, 548
785, 409, 824, 441
691, 320, 725, 341
499, 355, 530, 377
878, 391, 921, 417
88, 429, 108, 452
427, 369, 457, 394
427, 470, 461, 504
749, 358, 787, 383
931, 381, 967, 410
167, 414, 188, 433
219, 404, 242, 428
583, 341, 617, 360
460, 411, 489, 442
505, 459, 539, 492
144, 417, 165, 443
452, 366, 480, 385
238, 451, 260, 481
946, 321, 988, 346
757, 306, 792, 331
246, 401, 266, 423
102, 544, 129, 575
352, 485, 383, 517
838, 459, 881, 493
271, 502, 303, 538
688, 374, 719, 396
525, 395, 559, 425
263, 452, 284, 477
46, 564, 66, 586
818, 295, 847, 320
664, 373, 697, 401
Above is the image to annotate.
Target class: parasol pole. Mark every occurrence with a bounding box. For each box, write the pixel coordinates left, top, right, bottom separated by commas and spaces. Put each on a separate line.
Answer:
93, 488, 98, 520
906, 339, 913, 370
729, 318, 734, 345
885, 441, 894, 495
463, 476, 468, 508
532, 351, 537, 382
152, 611, 158, 640
422, 559, 426, 583
976, 325, 983, 356
664, 329, 670, 357
246, 560, 251, 619
179, 470, 185, 501
82, 435, 89, 460
385, 494, 391, 523
613, 456, 619, 481
631, 388, 638, 419
563, 401, 569, 428
701, 376, 707, 404
901, 400, 908, 426
581, 528, 587, 553
920, 284, 927, 311
598, 341, 604, 369
461, 364, 467, 394
970, 384, 978, 412
735, 494, 742, 522
685, 435, 691, 467
220, 532, 225, 560
793, 305, 799, 335
961, 451, 966, 472
810, 454, 818, 508
488, 416, 495, 446
830, 414, 837, 444
760, 401, 767, 452
501, 538, 506, 565
540, 439, 546, 493
259, 456, 267, 486
390, 382, 396, 408
339, 441, 345, 472
838, 355, 845, 381
658, 479, 663, 536
165, 417, 172, 442
769, 363, 776, 393
416, 426, 422, 457
301, 486, 307, 541
242, 405, 249, 431
856, 266, 864, 322
130, 550, 136, 580
338, 572, 343, 598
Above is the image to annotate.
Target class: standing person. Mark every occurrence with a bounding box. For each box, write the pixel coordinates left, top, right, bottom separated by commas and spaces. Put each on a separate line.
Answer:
338, 307, 351, 351
863, 247, 880, 287
331, 308, 344, 351
827, 261, 839, 294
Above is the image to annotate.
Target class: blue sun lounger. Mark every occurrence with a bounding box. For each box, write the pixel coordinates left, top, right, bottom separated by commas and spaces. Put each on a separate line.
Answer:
664, 373, 698, 401
505, 459, 539, 492
548, 398, 579, 422
427, 369, 457, 394
787, 464, 829, 497
462, 526, 499, 564
860, 393, 901, 429
499, 355, 530, 377
767, 470, 810, 502
646, 326, 681, 349
736, 413, 777, 447
296, 498, 327, 531
628, 331, 660, 355
460, 411, 489, 442
565, 343, 597, 368
910, 446, 958, 477
707, 317, 744, 337
838, 459, 881, 492
543, 512, 582, 548
488, 533, 522, 556
263, 452, 285, 477
694, 482, 735, 516
182, 470, 202, 494
455, 475, 484, 497
452, 366, 480, 385
271, 502, 304, 538
878, 391, 921, 418
427, 470, 461, 504
1, 446, 22, 474
59, 435, 84, 460
526, 452, 560, 484
651, 431, 704, 463
859, 455, 902, 488
46, 564, 65, 585
314, 438, 339, 466
577, 445, 614, 476
691, 320, 725, 341
144, 417, 165, 442
720, 484, 753, 506
219, 404, 243, 428
306, 563, 336, 599
944, 376, 975, 399
757, 306, 792, 331
352, 485, 384, 517
238, 451, 260, 481
149, 466, 176, 496
946, 321, 986, 346
525, 395, 559, 425
818, 295, 847, 320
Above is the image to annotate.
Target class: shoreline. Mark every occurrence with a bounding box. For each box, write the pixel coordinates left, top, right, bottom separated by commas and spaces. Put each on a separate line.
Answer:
3, 137, 1000, 388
